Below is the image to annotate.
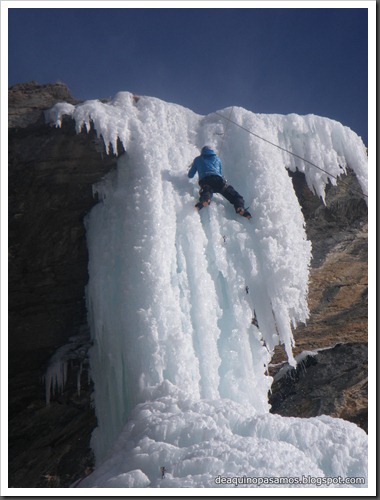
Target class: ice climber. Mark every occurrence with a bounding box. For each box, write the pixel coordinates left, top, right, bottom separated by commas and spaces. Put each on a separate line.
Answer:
188, 146, 252, 218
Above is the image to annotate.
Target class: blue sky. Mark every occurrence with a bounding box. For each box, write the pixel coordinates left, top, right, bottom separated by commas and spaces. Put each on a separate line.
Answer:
8, 5, 368, 144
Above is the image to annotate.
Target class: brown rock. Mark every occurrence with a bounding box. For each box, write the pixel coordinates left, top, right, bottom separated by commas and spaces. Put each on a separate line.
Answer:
8, 81, 117, 487
269, 342, 368, 433
272, 169, 368, 362
269, 169, 368, 434
8, 81, 80, 129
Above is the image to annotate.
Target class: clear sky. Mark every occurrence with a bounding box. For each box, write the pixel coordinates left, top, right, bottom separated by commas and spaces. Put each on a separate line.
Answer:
7, 3, 369, 144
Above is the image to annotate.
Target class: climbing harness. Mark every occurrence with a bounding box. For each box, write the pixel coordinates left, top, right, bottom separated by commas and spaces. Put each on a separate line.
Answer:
215, 111, 368, 199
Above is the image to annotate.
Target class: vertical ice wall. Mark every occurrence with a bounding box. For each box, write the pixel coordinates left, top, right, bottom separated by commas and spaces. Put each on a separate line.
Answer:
47, 93, 368, 462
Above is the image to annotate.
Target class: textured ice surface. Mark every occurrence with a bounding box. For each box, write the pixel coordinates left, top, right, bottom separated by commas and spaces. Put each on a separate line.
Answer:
47, 93, 368, 489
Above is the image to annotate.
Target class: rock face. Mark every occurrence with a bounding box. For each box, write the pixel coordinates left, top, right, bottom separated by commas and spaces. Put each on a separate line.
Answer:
267, 169, 368, 434
8, 82, 368, 488
8, 82, 117, 487
269, 343, 368, 432
272, 168, 368, 360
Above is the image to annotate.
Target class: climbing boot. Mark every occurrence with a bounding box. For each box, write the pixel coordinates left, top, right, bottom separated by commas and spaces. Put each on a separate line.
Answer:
195, 199, 211, 211
236, 207, 252, 219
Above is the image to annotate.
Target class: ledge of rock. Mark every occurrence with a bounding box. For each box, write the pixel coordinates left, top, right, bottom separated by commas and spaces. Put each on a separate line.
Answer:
269, 342, 368, 433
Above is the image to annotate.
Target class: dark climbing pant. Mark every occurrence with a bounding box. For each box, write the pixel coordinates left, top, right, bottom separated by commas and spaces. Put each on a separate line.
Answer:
199, 175, 245, 210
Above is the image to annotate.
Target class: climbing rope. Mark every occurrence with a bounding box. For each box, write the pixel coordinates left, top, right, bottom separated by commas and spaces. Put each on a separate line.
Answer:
215, 111, 368, 199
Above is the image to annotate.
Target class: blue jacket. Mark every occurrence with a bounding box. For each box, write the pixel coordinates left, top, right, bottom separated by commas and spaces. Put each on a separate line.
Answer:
188, 147, 222, 180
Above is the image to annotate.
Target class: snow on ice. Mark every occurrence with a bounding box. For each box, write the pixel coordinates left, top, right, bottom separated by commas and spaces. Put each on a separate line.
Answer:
46, 93, 368, 490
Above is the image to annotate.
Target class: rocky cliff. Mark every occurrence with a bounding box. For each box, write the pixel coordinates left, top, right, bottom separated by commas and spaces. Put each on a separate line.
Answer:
268, 166, 368, 436
8, 82, 368, 488
269, 342, 368, 432
8, 82, 118, 487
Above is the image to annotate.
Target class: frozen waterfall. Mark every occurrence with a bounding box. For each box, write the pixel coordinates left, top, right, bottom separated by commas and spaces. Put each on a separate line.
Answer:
46, 93, 368, 489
